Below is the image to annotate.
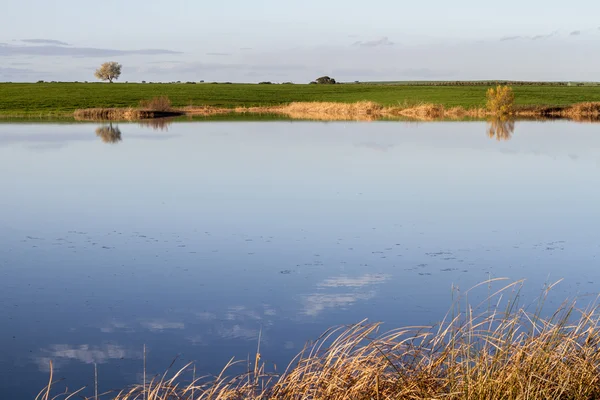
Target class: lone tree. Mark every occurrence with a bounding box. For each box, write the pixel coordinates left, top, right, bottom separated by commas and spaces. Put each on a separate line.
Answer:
315, 76, 336, 84
94, 61, 122, 83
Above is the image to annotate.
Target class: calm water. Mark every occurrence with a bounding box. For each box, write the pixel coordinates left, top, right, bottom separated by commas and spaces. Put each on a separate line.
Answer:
1, 120, 600, 398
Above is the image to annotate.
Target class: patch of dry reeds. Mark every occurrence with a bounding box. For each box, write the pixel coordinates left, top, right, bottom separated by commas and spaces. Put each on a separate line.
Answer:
139, 96, 172, 112
38, 280, 600, 400
74, 108, 155, 121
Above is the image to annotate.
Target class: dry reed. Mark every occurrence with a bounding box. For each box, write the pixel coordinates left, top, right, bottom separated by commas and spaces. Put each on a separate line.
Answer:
74, 108, 159, 121
38, 280, 600, 400
139, 96, 173, 112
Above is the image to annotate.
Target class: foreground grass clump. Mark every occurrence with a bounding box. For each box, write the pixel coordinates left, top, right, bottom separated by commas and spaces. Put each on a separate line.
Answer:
38, 280, 600, 400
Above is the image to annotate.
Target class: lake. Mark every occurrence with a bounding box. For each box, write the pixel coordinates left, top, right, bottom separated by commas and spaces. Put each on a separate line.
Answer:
1, 119, 600, 398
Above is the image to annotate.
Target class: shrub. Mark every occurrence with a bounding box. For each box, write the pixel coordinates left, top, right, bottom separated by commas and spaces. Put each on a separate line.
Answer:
139, 96, 172, 111
36, 80, 45, 83
315, 76, 336, 84
258, 81, 272, 85
486, 85, 515, 115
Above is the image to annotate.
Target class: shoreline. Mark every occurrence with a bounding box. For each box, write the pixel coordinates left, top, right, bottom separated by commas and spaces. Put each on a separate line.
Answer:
3, 101, 600, 123
71, 101, 600, 122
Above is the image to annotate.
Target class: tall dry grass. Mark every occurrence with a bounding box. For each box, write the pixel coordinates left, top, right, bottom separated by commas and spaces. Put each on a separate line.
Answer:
139, 96, 173, 112
74, 108, 154, 121
38, 279, 600, 400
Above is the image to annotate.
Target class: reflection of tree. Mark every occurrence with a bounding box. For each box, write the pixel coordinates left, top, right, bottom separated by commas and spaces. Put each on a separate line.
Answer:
487, 118, 515, 141
138, 118, 173, 131
95, 124, 122, 144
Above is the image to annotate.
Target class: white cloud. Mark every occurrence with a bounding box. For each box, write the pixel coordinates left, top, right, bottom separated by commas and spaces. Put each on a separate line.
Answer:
353, 37, 395, 47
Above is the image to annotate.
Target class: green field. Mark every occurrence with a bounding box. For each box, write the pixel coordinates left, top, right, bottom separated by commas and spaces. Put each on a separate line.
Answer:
2, 82, 600, 116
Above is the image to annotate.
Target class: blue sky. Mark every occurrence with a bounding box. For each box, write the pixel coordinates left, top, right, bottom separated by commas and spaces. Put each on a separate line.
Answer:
1, 0, 599, 82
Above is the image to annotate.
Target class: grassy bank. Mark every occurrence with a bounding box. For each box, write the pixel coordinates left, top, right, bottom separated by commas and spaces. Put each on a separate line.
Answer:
40, 280, 600, 400
4, 82, 600, 117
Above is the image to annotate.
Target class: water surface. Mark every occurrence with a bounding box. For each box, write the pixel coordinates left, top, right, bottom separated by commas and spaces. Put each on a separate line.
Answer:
1, 120, 600, 398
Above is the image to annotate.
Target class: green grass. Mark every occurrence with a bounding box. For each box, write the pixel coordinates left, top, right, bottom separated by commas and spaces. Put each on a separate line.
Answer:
3, 82, 600, 116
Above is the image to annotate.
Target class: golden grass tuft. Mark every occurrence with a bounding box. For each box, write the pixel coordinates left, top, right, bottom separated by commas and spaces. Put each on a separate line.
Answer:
270, 101, 384, 121
39, 280, 600, 400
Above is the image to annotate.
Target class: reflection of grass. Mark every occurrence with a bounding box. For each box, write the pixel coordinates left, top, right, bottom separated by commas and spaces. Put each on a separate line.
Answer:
95, 125, 122, 144
40, 280, 600, 399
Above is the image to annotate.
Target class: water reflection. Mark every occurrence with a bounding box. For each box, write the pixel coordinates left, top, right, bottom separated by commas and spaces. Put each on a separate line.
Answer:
94, 118, 516, 145
95, 124, 122, 144
487, 118, 515, 141
35, 344, 140, 372
137, 118, 173, 131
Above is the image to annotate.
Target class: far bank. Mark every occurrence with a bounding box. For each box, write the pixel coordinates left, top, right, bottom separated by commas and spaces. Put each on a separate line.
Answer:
3, 82, 600, 117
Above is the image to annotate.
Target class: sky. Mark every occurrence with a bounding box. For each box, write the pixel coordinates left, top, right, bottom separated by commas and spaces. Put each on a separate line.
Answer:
1, 0, 600, 82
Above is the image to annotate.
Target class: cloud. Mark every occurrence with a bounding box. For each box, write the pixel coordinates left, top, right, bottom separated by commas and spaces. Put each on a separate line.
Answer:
532, 32, 557, 40
206, 52, 232, 56
0, 44, 181, 57
22, 39, 69, 46
570, 30, 581, 36
318, 274, 390, 288
353, 37, 395, 47
400, 68, 452, 78
501, 31, 558, 41
0, 66, 38, 75
331, 66, 455, 79
357, 142, 396, 152
142, 61, 308, 76
500, 36, 522, 41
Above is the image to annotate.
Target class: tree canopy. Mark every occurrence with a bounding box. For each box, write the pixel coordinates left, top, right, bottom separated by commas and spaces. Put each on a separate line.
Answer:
94, 62, 122, 83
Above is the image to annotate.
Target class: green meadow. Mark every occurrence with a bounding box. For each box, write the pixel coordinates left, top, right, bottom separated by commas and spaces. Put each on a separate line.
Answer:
3, 82, 600, 116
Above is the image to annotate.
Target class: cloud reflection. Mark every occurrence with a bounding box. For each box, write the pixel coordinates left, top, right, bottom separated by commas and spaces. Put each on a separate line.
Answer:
303, 292, 376, 316
318, 274, 390, 288
139, 319, 185, 332
303, 274, 390, 316
35, 344, 139, 372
